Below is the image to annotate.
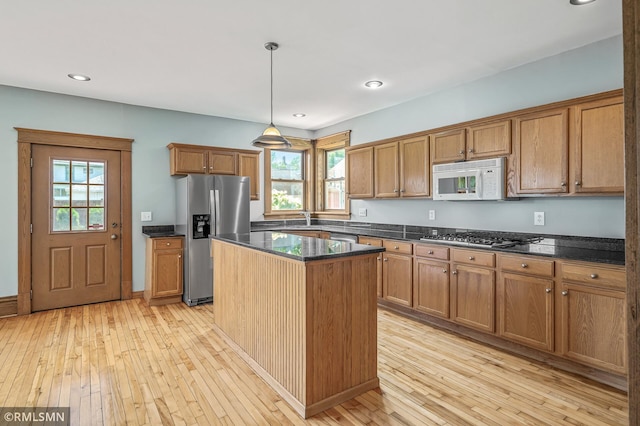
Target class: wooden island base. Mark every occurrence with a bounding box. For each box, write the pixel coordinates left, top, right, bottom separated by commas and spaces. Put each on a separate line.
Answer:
211, 238, 380, 418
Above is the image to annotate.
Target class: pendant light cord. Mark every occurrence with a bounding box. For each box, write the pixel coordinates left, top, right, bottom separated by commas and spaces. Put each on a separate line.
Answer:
270, 46, 274, 124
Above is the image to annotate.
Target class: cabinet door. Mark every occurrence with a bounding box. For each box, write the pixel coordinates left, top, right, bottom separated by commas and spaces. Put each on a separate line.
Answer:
399, 136, 430, 197
346, 147, 374, 198
374, 142, 399, 197
451, 264, 495, 333
208, 150, 237, 175
560, 283, 626, 374
467, 120, 511, 160
239, 152, 260, 200
382, 252, 412, 306
431, 128, 466, 164
153, 248, 183, 298
171, 147, 207, 175
359, 237, 383, 297
573, 96, 624, 194
498, 272, 554, 351
514, 108, 569, 194
414, 258, 450, 318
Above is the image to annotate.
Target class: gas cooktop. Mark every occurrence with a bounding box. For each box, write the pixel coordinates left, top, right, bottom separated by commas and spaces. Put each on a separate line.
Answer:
419, 232, 543, 249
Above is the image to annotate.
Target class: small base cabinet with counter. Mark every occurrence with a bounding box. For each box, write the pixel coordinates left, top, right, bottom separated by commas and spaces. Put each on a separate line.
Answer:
413, 243, 450, 319
210, 232, 382, 419
381, 240, 413, 306
144, 237, 184, 306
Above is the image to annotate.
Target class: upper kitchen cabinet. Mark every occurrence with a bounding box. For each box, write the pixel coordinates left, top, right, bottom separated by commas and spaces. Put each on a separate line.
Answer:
571, 95, 624, 195
167, 143, 261, 195
431, 128, 466, 164
238, 152, 260, 200
346, 146, 374, 199
514, 108, 569, 194
374, 135, 430, 198
431, 121, 511, 164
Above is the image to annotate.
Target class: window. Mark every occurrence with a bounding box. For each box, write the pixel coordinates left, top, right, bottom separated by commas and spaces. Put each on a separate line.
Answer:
264, 138, 312, 217
263, 132, 350, 219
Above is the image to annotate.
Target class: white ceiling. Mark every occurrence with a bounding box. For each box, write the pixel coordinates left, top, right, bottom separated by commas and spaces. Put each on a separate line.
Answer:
0, 1, 622, 131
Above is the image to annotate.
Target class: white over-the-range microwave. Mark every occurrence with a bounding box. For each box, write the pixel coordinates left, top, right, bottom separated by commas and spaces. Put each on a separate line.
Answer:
432, 157, 505, 201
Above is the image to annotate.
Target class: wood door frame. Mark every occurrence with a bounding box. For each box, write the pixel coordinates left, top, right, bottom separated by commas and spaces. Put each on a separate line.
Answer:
16, 128, 134, 315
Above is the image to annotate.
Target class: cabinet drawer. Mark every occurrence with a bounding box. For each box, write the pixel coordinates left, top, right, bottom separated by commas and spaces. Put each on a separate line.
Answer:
452, 248, 495, 267
383, 240, 413, 255
415, 244, 449, 260
499, 254, 554, 277
561, 262, 625, 290
153, 238, 184, 250
359, 236, 383, 247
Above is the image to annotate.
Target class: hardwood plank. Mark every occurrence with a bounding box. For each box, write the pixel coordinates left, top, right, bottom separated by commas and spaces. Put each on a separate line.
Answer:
0, 299, 627, 425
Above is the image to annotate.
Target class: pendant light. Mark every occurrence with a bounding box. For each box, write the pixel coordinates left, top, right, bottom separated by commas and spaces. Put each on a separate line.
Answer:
252, 42, 292, 149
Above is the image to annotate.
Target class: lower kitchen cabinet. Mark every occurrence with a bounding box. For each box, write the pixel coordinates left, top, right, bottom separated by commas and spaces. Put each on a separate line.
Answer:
559, 261, 626, 374
413, 243, 450, 318
451, 249, 496, 333
382, 240, 413, 306
144, 237, 184, 306
285, 230, 330, 239
497, 255, 555, 351
359, 236, 383, 297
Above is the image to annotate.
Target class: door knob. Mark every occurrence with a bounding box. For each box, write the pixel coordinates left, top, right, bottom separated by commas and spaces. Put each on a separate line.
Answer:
110, 234, 118, 240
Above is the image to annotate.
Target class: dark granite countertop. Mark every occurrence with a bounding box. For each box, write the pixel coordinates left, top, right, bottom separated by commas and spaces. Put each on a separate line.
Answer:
251, 220, 625, 265
142, 225, 184, 238
211, 231, 385, 262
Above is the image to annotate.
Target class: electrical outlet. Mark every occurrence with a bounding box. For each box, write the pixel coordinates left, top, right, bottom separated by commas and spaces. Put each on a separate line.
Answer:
358, 208, 367, 217
141, 211, 153, 222
534, 211, 545, 226
428, 210, 436, 220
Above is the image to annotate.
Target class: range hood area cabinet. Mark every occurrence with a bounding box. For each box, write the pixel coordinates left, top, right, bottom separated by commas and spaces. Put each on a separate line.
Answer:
345, 89, 623, 200
167, 143, 261, 200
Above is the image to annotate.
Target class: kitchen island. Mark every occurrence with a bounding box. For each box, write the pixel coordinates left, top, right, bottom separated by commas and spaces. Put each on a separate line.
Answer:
210, 231, 384, 418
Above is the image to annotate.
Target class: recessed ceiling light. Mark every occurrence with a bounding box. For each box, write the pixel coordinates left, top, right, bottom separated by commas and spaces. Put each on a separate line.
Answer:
569, 0, 596, 5
68, 73, 91, 81
364, 80, 383, 89
293, 113, 306, 118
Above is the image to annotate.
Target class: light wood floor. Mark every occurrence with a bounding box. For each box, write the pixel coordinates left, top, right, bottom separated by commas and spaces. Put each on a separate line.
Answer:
0, 299, 628, 425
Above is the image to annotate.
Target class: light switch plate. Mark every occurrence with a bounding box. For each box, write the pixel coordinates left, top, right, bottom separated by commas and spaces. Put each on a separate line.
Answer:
141, 211, 153, 222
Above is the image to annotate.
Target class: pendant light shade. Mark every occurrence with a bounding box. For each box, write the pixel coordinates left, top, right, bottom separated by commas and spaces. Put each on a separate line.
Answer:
252, 42, 292, 149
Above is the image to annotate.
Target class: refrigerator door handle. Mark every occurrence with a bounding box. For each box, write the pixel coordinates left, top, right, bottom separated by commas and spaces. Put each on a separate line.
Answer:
210, 189, 221, 235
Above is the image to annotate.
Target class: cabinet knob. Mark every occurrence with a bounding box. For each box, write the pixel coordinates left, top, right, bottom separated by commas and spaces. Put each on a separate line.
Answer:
178, 255, 182, 259
560, 181, 567, 187
459, 150, 464, 155
400, 189, 405, 193
377, 256, 381, 261
575, 181, 581, 186
521, 263, 528, 268
384, 258, 389, 262
203, 166, 206, 170
468, 256, 475, 261
468, 148, 474, 153
394, 245, 399, 249
366, 243, 371, 245
428, 250, 434, 254
442, 269, 447, 273
394, 189, 399, 193
562, 290, 568, 296
545, 288, 552, 293
166, 242, 171, 246
452, 270, 458, 275
590, 273, 598, 279
110, 234, 118, 240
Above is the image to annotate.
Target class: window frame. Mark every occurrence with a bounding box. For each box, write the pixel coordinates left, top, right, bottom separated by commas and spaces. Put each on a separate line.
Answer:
314, 131, 350, 219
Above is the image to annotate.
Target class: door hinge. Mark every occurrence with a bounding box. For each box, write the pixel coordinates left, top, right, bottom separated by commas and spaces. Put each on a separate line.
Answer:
30, 290, 33, 300
30, 158, 33, 167
30, 224, 33, 234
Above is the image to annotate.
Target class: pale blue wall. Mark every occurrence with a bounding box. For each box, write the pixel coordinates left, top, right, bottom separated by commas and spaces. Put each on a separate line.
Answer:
0, 87, 311, 297
316, 35, 624, 239
0, 35, 624, 298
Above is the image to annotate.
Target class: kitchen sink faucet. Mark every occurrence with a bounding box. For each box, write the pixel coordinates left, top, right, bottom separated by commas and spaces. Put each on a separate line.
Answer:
301, 211, 311, 226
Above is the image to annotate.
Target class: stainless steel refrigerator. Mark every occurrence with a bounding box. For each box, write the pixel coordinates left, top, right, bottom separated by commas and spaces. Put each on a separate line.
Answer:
175, 174, 250, 306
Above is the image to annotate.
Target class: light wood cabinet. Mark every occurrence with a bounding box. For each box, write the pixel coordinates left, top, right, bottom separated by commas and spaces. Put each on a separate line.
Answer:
285, 230, 330, 239
359, 236, 383, 297
559, 261, 626, 374
431, 120, 511, 164
144, 237, 183, 306
374, 142, 400, 197
450, 248, 496, 333
346, 146, 374, 199
382, 240, 413, 306
497, 254, 555, 351
414, 244, 450, 318
571, 96, 624, 194
238, 152, 260, 200
207, 150, 237, 175
514, 108, 569, 194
